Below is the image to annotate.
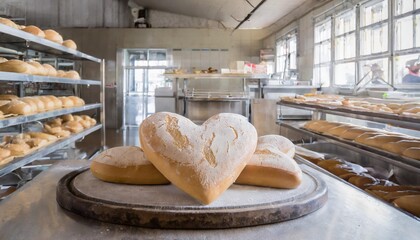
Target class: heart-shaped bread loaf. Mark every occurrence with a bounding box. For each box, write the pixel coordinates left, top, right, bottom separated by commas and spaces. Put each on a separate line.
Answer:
140, 112, 258, 204
236, 135, 302, 189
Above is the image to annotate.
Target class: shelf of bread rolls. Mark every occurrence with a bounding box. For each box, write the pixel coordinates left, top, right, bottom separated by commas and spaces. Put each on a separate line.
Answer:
279, 97, 420, 131
0, 19, 100, 63
278, 120, 420, 170
0, 71, 100, 85
293, 143, 420, 219
0, 123, 102, 178
0, 97, 101, 128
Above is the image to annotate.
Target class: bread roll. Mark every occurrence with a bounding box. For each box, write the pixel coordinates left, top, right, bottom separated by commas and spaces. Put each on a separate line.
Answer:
63, 121, 84, 133
38, 96, 55, 111
25, 138, 49, 148
0, 57, 7, 63
5, 143, 31, 156
91, 146, 170, 185
27, 132, 57, 141
27, 61, 47, 76
64, 70, 81, 80
236, 144, 302, 189
89, 118, 97, 126
56, 70, 66, 78
57, 97, 74, 108
0, 17, 18, 29
62, 39, 77, 50
383, 140, 420, 155
22, 25, 45, 38
73, 115, 83, 121
393, 195, 420, 217
79, 119, 91, 129
42, 64, 57, 77
0, 148, 11, 159
402, 147, 420, 160
0, 100, 33, 115
0, 95, 18, 101
257, 135, 295, 158
55, 130, 71, 138
0, 60, 33, 74
61, 114, 74, 122
43, 29, 63, 44
67, 96, 85, 106
44, 124, 63, 134
47, 95, 62, 109
20, 97, 39, 113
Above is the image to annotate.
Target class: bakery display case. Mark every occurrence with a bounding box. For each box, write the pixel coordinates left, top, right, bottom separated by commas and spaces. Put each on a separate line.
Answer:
276, 96, 420, 219
0, 22, 105, 181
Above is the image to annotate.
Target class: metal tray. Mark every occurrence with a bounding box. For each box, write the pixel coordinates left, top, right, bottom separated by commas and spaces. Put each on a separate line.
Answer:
297, 142, 420, 185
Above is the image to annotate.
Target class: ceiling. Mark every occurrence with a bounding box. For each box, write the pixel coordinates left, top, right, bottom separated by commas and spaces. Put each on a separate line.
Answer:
129, 0, 307, 29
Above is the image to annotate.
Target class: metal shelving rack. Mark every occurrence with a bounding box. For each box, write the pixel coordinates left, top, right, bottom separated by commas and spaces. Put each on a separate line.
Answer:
0, 23, 105, 177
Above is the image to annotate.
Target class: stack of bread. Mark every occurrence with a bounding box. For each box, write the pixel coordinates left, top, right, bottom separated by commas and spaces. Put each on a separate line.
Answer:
43, 114, 96, 138
0, 59, 81, 79
91, 112, 302, 205
0, 132, 57, 166
303, 120, 420, 160
0, 17, 77, 50
296, 146, 420, 217
0, 95, 85, 116
281, 94, 420, 118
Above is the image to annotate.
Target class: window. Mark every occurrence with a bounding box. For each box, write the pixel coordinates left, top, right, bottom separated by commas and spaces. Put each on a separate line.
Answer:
313, 20, 331, 87
360, 0, 388, 56
275, 31, 297, 80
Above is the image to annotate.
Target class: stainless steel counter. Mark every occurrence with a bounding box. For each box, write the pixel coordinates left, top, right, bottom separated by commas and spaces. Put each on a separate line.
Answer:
0, 160, 419, 240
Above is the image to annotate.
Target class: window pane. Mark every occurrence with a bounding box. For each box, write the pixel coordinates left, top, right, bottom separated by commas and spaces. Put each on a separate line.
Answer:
335, 33, 355, 60
361, 24, 388, 55
314, 44, 320, 64
359, 58, 389, 84
361, 0, 388, 27
395, 0, 414, 16
335, 10, 356, 36
394, 54, 420, 84
395, 16, 414, 51
417, 0, 420, 9
313, 66, 330, 87
315, 20, 331, 43
335, 62, 355, 86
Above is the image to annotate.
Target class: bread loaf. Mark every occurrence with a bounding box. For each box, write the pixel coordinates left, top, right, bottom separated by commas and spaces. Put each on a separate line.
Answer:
235, 145, 302, 189
47, 95, 63, 109
0, 57, 7, 63
25, 138, 49, 148
43, 29, 63, 44
0, 17, 18, 29
27, 61, 47, 76
22, 26, 45, 38
61, 114, 74, 122
62, 40, 77, 50
339, 128, 374, 140
91, 146, 170, 185
67, 96, 85, 106
64, 70, 81, 80
38, 96, 55, 111
27, 97, 45, 112
62, 121, 84, 133
393, 195, 420, 217
56, 70, 66, 78
0, 95, 18, 101
257, 135, 295, 158
5, 143, 31, 156
0, 60, 33, 74
140, 112, 258, 204
402, 147, 420, 160
325, 125, 354, 136
362, 135, 409, 149
382, 140, 420, 155
58, 97, 74, 108
348, 175, 377, 189
20, 97, 39, 113
0, 100, 33, 115
42, 64, 57, 77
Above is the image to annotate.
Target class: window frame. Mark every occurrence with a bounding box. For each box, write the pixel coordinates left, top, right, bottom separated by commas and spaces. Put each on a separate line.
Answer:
275, 29, 298, 80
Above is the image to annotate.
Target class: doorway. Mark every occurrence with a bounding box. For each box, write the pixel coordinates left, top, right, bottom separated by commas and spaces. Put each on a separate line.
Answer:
123, 49, 168, 127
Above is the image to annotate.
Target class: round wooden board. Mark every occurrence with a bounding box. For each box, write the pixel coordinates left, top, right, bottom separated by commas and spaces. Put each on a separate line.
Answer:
56, 168, 328, 229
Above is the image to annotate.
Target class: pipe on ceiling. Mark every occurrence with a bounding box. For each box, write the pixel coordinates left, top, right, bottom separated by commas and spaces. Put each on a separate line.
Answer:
233, 0, 267, 31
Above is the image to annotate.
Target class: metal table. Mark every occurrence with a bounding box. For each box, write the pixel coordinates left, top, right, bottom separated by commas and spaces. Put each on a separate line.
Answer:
0, 160, 419, 240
